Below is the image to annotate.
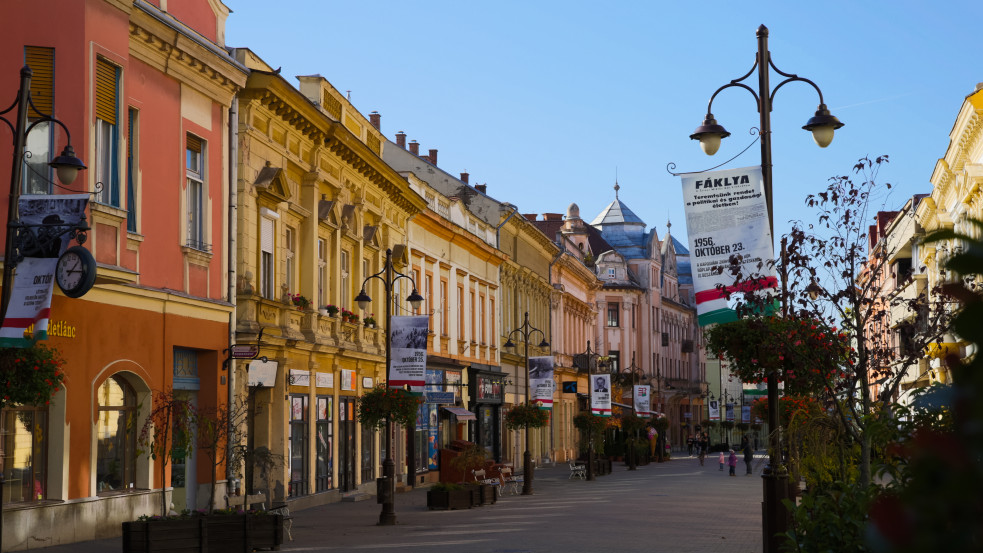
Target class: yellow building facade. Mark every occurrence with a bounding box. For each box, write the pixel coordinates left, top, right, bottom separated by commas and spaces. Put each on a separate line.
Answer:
231, 50, 426, 506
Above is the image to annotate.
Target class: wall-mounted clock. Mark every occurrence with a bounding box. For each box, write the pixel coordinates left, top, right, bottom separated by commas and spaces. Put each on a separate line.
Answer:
56, 245, 97, 298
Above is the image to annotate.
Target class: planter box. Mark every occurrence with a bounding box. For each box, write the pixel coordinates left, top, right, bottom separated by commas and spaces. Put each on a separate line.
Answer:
474, 484, 497, 505
122, 513, 283, 553
427, 489, 473, 510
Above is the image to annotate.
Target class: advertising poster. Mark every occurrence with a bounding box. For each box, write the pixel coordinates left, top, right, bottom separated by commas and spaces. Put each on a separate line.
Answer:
742, 405, 752, 424
389, 315, 428, 389
528, 356, 554, 409
633, 385, 651, 417
679, 166, 777, 326
726, 404, 735, 422
708, 399, 720, 421
0, 194, 89, 346
590, 374, 611, 417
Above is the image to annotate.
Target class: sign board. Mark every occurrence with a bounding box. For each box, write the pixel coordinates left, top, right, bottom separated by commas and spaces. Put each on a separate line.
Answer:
230, 344, 259, 359
425, 391, 455, 404
562, 381, 577, 394
248, 360, 278, 388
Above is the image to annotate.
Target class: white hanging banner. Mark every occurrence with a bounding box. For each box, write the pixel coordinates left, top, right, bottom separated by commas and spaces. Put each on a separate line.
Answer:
742, 405, 752, 424
726, 404, 735, 422
388, 315, 428, 389
0, 194, 89, 346
529, 356, 554, 409
590, 374, 611, 417
708, 399, 721, 421
680, 166, 777, 326
633, 385, 651, 417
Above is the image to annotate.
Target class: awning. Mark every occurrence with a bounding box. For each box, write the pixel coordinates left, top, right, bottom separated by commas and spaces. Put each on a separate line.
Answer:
443, 407, 476, 421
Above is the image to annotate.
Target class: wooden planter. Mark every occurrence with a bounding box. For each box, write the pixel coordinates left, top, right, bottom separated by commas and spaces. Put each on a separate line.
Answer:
427, 489, 474, 510
476, 484, 497, 505
122, 513, 283, 553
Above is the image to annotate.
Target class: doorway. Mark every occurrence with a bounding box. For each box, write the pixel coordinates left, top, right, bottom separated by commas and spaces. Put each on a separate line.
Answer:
338, 396, 357, 492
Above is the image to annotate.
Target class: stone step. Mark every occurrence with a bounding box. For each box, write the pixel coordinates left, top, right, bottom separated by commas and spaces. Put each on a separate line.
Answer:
341, 492, 372, 502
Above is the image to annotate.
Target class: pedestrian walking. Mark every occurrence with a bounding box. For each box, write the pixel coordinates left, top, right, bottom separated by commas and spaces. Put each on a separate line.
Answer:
687, 435, 694, 456
718, 451, 725, 471
741, 435, 754, 475
728, 449, 738, 476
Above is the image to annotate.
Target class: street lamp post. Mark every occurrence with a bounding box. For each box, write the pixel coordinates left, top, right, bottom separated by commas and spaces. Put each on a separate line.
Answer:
576, 340, 603, 481
623, 353, 643, 471
689, 25, 843, 553
503, 311, 549, 495
354, 248, 423, 526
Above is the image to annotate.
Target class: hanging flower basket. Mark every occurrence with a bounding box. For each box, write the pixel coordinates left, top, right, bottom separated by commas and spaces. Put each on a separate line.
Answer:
504, 403, 550, 430
573, 413, 609, 434
0, 341, 65, 409
356, 386, 421, 429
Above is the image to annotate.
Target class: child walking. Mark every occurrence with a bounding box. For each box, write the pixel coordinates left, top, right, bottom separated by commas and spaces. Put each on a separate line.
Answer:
718, 451, 725, 471
728, 449, 738, 476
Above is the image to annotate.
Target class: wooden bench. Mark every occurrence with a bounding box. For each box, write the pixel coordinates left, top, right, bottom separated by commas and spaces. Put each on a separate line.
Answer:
498, 465, 521, 495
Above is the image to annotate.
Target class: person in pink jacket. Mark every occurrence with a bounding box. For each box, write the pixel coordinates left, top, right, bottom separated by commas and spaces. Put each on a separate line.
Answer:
728, 449, 738, 476
718, 451, 725, 471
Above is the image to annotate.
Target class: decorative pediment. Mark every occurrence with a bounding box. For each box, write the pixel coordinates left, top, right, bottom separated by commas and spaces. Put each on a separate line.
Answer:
318, 198, 336, 223
254, 163, 290, 203
391, 244, 409, 268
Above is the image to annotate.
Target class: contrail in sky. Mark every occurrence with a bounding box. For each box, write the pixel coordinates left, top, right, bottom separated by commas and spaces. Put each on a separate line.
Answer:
833, 91, 919, 111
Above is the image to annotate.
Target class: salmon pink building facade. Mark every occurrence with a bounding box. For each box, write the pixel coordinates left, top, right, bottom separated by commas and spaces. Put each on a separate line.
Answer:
0, 0, 246, 548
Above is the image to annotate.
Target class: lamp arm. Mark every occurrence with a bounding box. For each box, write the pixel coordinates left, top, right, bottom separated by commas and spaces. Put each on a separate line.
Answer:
391, 271, 418, 290
769, 75, 827, 109
705, 82, 761, 117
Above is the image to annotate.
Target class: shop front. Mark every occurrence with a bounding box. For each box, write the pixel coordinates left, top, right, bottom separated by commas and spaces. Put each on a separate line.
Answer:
468, 365, 506, 462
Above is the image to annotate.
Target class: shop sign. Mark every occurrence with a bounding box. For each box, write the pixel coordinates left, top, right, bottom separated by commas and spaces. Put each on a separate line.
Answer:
476, 375, 503, 401
248, 360, 278, 387
425, 391, 455, 404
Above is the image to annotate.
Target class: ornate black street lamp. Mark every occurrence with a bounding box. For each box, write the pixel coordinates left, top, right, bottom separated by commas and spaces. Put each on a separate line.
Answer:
574, 340, 606, 481
621, 353, 644, 471
503, 311, 549, 495
354, 248, 423, 526
690, 25, 843, 553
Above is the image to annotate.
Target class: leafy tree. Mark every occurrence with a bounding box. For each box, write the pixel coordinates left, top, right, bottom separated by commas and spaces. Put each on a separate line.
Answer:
193, 398, 249, 512
137, 389, 194, 515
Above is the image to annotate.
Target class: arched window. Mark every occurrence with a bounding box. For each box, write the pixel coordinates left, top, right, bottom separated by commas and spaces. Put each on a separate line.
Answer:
96, 375, 137, 494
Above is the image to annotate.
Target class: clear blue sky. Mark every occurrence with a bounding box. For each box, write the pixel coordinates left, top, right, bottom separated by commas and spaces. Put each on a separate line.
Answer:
225, 0, 981, 246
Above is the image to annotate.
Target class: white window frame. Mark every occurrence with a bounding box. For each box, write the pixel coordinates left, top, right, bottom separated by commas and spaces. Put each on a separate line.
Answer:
186, 136, 206, 251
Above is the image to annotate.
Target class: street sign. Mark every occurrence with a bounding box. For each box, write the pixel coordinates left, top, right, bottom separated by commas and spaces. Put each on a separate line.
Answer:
230, 344, 259, 359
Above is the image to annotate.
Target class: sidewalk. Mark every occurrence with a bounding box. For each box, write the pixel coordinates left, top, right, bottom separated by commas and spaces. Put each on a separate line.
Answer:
29, 453, 767, 553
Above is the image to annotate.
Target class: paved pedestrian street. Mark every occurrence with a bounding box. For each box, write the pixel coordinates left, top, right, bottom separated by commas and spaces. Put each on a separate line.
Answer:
32, 453, 766, 553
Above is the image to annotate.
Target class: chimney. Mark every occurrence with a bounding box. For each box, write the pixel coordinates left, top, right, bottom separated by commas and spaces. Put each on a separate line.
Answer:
543, 213, 563, 221
395, 131, 406, 149
369, 111, 381, 130
523, 213, 538, 221
460, 172, 469, 184
428, 149, 438, 166
475, 184, 486, 194
409, 140, 420, 155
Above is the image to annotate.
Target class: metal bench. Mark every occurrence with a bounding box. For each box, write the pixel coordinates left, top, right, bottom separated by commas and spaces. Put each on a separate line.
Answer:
499, 465, 521, 495
568, 461, 587, 480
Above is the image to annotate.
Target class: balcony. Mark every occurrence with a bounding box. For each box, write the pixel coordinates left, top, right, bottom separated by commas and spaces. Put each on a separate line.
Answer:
236, 296, 383, 356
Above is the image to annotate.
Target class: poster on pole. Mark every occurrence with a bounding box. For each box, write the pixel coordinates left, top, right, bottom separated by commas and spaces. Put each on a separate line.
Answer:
680, 166, 777, 326
590, 374, 611, 417
708, 399, 720, 421
633, 385, 651, 417
528, 356, 554, 409
726, 403, 735, 422
388, 315, 428, 390
0, 194, 89, 346
742, 405, 752, 424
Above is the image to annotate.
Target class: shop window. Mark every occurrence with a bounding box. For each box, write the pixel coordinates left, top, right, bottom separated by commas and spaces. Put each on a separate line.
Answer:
96, 375, 137, 494
1, 406, 47, 503
288, 395, 308, 497
316, 396, 333, 492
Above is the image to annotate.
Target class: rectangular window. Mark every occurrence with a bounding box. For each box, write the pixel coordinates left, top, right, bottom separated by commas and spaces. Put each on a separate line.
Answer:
440, 279, 448, 336
479, 294, 486, 345
469, 290, 475, 341
288, 395, 309, 498
457, 285, 464, 338
340, 251, 350, 309
413, 269, 422, 315
1, 407, 48, 503
607, 267, 615, 279
24, 46, 54, 194
315, 396, 333, 492
260, 218, 274, 299
126, 108, 137, 232
607, 303, 620, 327
607, 351, 620, 373
95, 58, 119, 206
285, 227, 295, 292
317, 239, 327, 308
186, 134, 207, 251
425, 274, 433, 331
489, 298, 496, 346
632, 304, 636, 329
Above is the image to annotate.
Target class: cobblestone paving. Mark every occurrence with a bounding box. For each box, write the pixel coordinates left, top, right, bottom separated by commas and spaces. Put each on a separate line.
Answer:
31, 453, 767, 553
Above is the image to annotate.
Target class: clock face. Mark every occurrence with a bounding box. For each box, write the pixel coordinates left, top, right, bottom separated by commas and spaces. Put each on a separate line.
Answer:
56, 246, 96, 298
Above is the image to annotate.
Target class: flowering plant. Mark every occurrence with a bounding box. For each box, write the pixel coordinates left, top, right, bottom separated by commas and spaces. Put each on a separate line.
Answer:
290, 294, 312, 311
356, 386, 421, 429
340, 308, 358, 323
363, 314, 377, 326
504, 403, 551, 430
0, 341, 65, 408
323, 304, 339, 316
649, 413, 669, 432
573, 413, 610, 434
750, 394, 823, 427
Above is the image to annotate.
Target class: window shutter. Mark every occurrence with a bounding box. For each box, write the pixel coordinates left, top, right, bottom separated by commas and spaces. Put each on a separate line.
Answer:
186, 134, 202, 154
24, 46, 54, 118
261, 218, 274, 253
95, 58, 117, 125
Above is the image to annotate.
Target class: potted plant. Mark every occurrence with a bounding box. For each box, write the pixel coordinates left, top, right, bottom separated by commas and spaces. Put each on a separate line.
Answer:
363, 314, 377, 328
0, 340, 65, 409
426, 482, 473, 510
504, 403, 550, 431
323, 304, 339, 317
451, 444, 495, 506
355, 385, 421, 430
122, 510, 284, 553
340, 308, 357, 324
290, 293, 312, 311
